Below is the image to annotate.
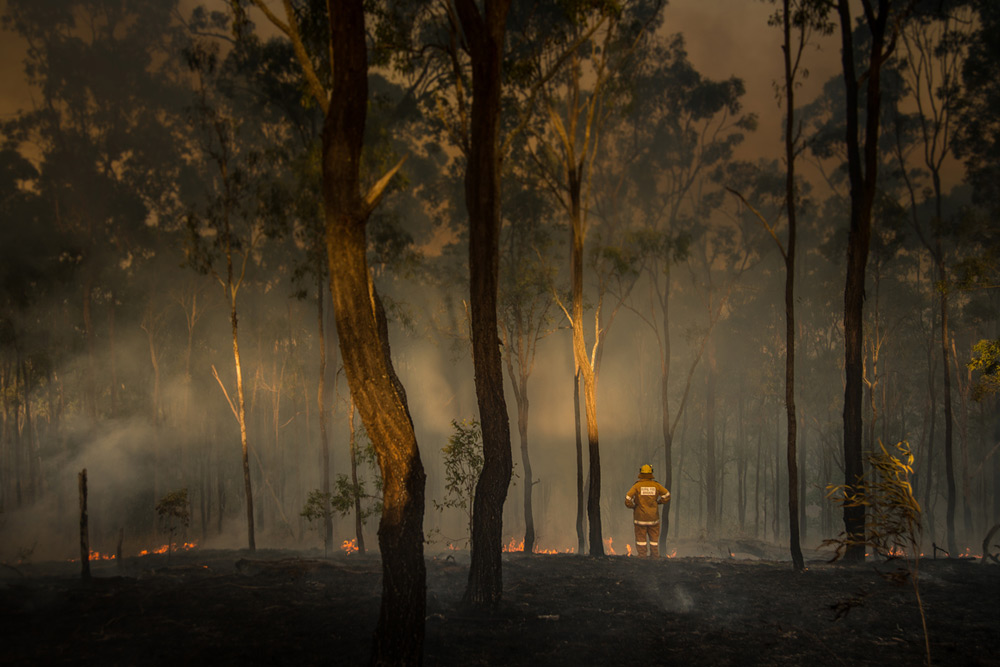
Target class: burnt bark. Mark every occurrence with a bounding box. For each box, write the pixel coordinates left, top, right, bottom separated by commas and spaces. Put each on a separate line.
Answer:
454, 0, 514, 606
518, 390, 535, 552
349, 401, 365, 555
503, 349, 535, 552
572, 193, 603, 556
705, 343, 717, 537
79, 468, 90, 580
325, 2, 426, 662
574, 369, 585, 554
316, 262, 333, 551
836, 0, 891, 563
781, 0, 804, 571
230, 251, 255, 553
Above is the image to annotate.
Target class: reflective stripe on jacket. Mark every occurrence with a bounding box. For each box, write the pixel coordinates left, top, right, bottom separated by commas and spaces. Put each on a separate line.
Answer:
624, 474, 670, 524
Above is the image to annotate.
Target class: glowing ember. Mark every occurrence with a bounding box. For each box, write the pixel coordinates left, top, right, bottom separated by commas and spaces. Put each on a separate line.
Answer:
666, 549, 677, 558
342, 538, 359, 555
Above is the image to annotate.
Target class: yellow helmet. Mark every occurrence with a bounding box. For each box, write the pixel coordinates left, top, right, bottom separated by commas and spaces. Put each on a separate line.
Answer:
639, 464, 653, 474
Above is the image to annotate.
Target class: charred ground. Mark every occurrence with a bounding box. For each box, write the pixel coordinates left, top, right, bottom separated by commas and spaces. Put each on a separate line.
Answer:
2, 546, 998, 666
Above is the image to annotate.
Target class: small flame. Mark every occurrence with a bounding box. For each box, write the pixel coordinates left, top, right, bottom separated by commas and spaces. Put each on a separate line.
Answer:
502, 537, 525, 553
666, 549, 677, 558
604, 537, 616, 555
138, 541, 197, 557
626, 544, 633, 557
70, 549, 116, 563
342, 538, 359, 555
499, 537, 574, 554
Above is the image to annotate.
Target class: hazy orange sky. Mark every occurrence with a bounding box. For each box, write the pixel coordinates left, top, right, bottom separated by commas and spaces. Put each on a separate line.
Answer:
0, 0, 839, 141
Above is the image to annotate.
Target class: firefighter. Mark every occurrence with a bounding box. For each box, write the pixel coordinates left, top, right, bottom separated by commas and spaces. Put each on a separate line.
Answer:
624, 464, 671, 557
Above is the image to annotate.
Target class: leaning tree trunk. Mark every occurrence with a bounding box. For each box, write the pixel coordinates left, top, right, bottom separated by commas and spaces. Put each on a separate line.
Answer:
455, 0, 514, 607
325, 2, 426, 662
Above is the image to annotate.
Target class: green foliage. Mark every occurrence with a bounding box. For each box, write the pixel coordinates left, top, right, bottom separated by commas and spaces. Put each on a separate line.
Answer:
300, 489, 335, 555
331, 437, 383, 523
968, 338, 1000, 401
825, 441, 931, 665
432, 419, 484, 548
156, 489, 190, 561
825, 441, 922, 561
156, 489, 191, 531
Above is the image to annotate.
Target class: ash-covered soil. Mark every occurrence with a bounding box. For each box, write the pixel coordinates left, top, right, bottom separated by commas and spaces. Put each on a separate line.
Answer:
2, 545, 997, 666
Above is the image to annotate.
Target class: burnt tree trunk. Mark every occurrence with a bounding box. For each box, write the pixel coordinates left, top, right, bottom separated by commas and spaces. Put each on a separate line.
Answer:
837, 0, 890, 562
230, 259, 255, 553
658, 280, 673, 549
325, 2, 426, 662
574, 369, 585, 554
935, 238, 957, 555
455, 0, 514, 607
705, 342, 717, 537
570, 182, 604, 556
79, 468, 90, 580
316, 262, 333, 551
509, 373, 535, 552
349, 401, 365, 555
781, 0, 804, 571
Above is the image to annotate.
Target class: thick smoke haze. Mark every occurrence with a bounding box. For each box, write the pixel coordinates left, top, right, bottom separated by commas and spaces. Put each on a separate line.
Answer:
0, 0, 997, 568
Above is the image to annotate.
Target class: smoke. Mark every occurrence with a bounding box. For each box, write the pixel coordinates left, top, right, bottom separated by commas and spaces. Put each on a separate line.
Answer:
2, 415, 182, 562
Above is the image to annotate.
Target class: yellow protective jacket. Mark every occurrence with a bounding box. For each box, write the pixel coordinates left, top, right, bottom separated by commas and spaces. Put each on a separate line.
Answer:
624, 473, 670, 525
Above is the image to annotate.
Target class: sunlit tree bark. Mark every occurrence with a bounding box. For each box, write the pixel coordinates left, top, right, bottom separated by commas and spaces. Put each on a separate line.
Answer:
241, 0, 426, 659
324, 3, 426, 661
